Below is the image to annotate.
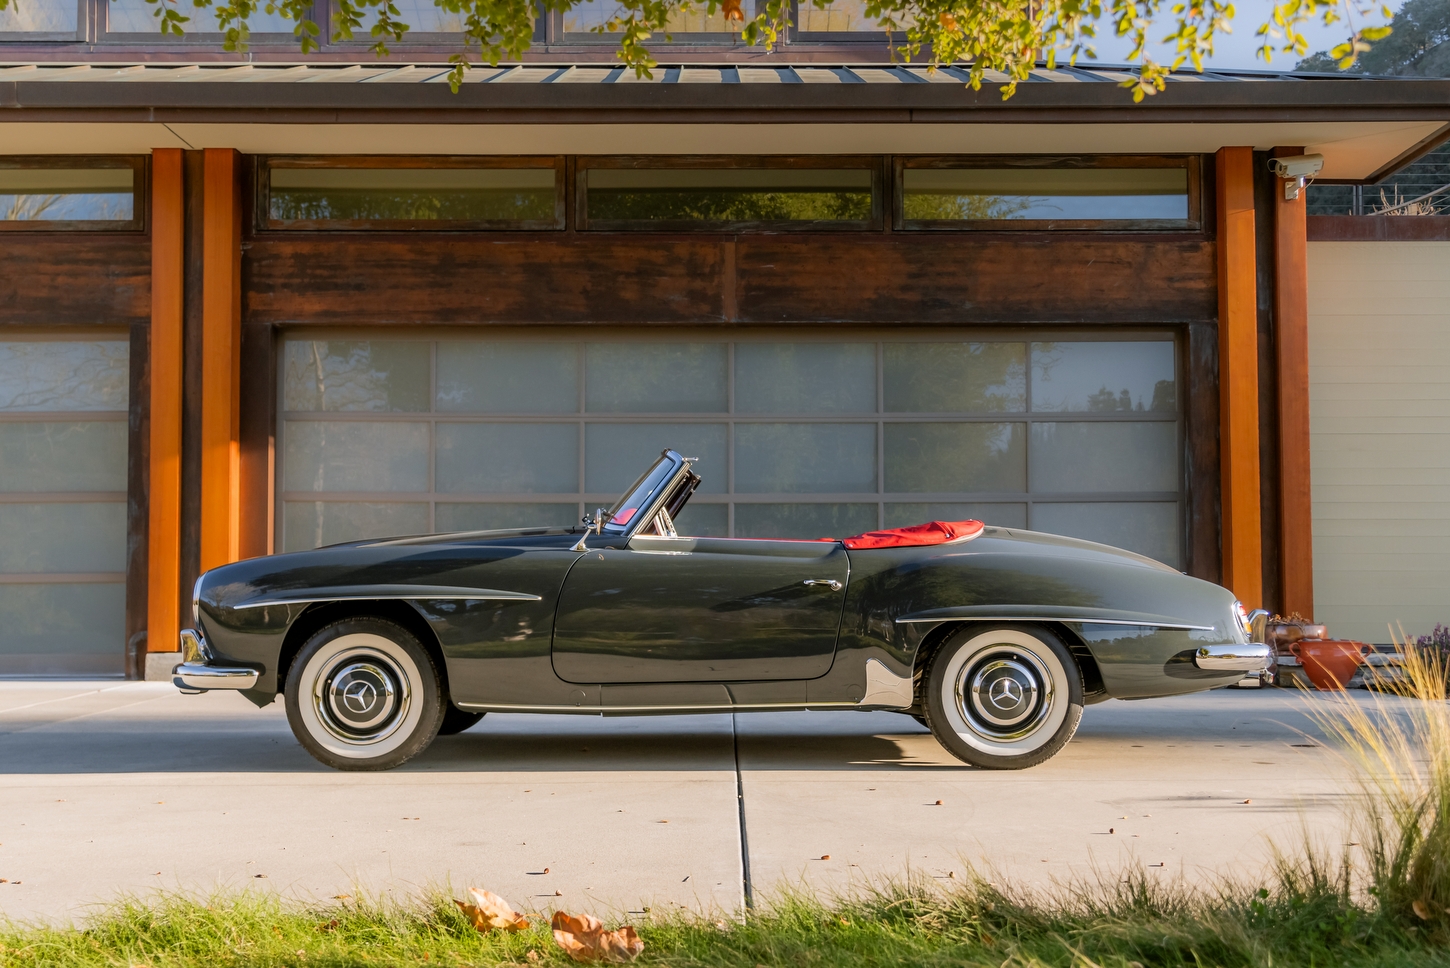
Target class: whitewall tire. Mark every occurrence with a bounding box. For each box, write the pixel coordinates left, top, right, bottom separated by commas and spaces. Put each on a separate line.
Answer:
284, 618, 445, 771
922, 624, 1083, 769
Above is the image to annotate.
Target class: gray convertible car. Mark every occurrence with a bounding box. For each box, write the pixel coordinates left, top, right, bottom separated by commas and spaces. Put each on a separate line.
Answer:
174, 449, 1271, 771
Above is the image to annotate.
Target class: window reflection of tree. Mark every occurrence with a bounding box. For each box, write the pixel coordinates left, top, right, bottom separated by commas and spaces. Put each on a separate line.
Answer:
887, 342, 1026, 412
902, 193, 1040, 221
0, 342, 128, 412
589, 189, 870, 223
271, 190, 552, 222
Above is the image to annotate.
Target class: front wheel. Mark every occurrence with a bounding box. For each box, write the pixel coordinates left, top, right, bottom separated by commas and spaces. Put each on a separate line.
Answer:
922, 624, 1083, 769
284, 617, 446, 771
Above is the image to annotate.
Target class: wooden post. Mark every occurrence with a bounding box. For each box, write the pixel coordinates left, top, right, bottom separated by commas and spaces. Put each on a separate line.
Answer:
1216, 146, 1263, 609
147, 148, 185, 652
200, 148, 242, 572
1273, 147, 1314, 620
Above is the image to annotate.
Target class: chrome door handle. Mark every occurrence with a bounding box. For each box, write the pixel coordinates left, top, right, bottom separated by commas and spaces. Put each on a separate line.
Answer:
803, 579, 843, 591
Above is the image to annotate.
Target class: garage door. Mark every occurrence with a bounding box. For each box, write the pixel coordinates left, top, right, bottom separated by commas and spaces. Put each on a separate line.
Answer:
278, 332, 1182, 567
0, 338, 130, 676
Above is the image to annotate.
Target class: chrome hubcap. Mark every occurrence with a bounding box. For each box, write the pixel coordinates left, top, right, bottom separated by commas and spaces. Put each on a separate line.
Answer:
956, 649, 1053, 741
314, 649, 410, 745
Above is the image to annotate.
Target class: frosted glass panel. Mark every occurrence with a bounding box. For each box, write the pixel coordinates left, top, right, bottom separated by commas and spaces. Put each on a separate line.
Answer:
734, 343, 875, 414
284, 421, 429, 492
884, 342, 1026, 413
564, 0, 743, 32
1031, 341, 1176, 413
674, 502, 728, 537
883, 423, 1025, 493
435, 503, 580, 532
0, 422, 126, 492
1031, 502, 1180, 568
734, 503, 877, 540
735, 423, 875, 493
886, 503, 1027, 529
0, 341, 128, 412
283, 341, 430, 412
1030, 422, 1177, 493
107, 0, 296, 32
283, 501, 430, 552
796, 0, 902, 30
0, 584, 125, 660
586, 343, 727, 412
435, 423, 578, 493
0, 0, 78, 32
0, 503, 125, 573
585, 423, 726, 494
436, 342, 579, 414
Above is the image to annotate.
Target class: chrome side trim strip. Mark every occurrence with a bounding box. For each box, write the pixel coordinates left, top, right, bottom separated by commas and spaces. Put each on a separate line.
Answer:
894, 615, 1215, 631
455, 701, 864, 714
231, 588, 542, 609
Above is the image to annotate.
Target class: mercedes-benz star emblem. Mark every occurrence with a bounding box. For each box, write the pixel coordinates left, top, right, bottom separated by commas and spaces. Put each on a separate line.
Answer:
988, 677, 1024, 708
343, 680, 377, 713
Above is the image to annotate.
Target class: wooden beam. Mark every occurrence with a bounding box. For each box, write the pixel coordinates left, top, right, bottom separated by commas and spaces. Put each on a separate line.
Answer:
200, 148, 242, 572
1216, 146, 1264, 608
147, 148, 184, 653
1274, 147, 1314, 620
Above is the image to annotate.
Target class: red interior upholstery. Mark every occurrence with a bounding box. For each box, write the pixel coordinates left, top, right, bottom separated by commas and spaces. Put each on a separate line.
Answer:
841, 519, 985, 550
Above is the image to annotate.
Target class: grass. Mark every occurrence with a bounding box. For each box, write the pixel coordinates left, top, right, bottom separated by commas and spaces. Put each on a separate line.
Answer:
2, 870, 1448, 968
9, 637, 1450, 967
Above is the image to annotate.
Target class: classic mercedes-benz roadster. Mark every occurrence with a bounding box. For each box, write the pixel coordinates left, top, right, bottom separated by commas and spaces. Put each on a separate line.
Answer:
175, 449, 1270, 771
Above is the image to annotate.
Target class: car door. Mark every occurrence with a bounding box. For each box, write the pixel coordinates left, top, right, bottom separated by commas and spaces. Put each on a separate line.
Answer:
551, 535, 850, 683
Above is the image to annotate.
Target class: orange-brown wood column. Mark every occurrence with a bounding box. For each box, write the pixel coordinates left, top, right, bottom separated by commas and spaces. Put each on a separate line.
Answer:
200, 148, 243, 572
1216, 146, 1264, 608
147, 148, 185, 652
1273, 147, 1314, 619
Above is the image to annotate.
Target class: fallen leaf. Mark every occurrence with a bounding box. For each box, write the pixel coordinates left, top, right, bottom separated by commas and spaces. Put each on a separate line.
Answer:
316, 919, 339, 932
722, 0, 744, 22
544, 868, 551, 874
934, 800, 944, 805
1109, 828, 1115, 834
948, 871, 956, 879
551, 911, 644, 963
527, 952, 542, 963
333, 894, 352, 901
254, 874, 268, 879
1242, 799, 1252, 804
1413, 899, 1431, 920
820, 855, 830, 861
455, 888, 530, 933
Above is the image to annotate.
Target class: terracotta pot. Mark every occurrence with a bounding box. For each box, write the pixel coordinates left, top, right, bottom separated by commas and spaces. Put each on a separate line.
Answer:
1290, 639, 1371, 691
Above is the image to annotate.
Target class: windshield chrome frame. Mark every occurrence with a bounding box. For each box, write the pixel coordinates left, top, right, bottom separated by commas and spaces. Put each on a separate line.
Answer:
607, 450, 694, 540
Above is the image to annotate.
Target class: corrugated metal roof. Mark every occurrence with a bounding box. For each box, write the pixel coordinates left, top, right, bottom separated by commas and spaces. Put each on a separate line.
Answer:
0, 61, 1392, 85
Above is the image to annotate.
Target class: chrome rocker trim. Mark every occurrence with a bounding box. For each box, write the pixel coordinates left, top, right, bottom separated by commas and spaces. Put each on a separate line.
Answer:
172, 628, 260, 693
230, 585, 542, 610
1193, 643, 1272, 673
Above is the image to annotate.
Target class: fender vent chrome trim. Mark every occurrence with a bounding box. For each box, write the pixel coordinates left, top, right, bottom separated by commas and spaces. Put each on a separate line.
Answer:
231, 586, 542, 609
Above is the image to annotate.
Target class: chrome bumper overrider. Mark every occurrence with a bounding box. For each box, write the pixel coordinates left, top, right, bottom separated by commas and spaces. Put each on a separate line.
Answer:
172, 628, 259, 693
1193, 642, 1272, 673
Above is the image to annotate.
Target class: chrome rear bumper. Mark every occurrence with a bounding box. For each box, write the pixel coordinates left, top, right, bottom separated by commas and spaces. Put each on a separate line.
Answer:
172, 628, 259, 693
1194, 642, 1272, 673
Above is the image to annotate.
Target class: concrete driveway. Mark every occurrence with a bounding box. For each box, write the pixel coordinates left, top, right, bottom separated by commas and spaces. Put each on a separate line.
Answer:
0, 681, 1356, 924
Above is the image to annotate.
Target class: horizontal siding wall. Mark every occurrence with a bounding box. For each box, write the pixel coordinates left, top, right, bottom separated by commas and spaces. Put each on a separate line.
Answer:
1308, 241, 1450, 643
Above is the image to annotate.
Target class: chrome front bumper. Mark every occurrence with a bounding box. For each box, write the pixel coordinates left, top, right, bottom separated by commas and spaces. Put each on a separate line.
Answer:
1193, 642, 1272, 673
172, 628, 259, 693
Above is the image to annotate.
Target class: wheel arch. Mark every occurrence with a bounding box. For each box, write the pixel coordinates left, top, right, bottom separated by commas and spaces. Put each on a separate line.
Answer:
277, 600, 450, 699
911, 620, 1106, 707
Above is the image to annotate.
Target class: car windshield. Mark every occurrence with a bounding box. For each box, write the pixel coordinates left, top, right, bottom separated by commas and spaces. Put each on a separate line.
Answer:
601, 451, 682, 534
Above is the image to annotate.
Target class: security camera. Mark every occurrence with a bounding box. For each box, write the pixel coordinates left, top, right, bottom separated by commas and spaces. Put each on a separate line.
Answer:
1268, 153, 1324, 201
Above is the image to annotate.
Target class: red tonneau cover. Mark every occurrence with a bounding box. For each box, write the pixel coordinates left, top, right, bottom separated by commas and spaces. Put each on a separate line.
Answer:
841, 519, 985, 550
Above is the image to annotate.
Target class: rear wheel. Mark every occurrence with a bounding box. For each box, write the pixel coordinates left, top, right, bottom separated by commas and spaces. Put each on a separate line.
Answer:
922, 624, 1083, 770
284, 617, 446, 771
439, 706, 486, 735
